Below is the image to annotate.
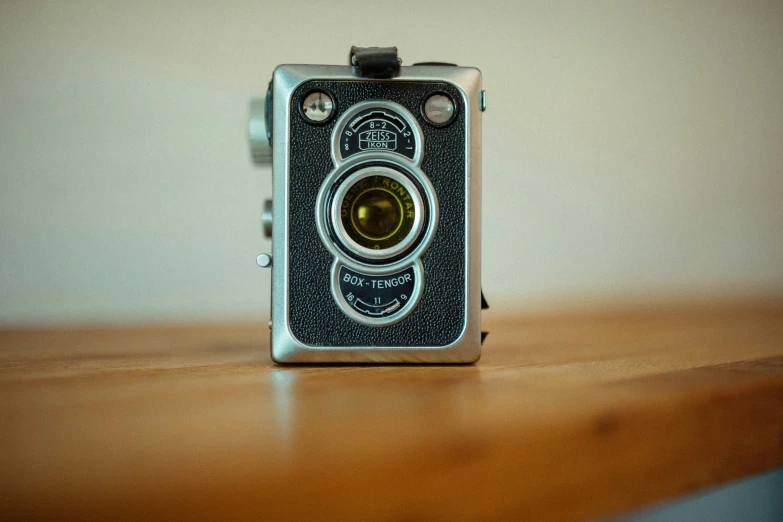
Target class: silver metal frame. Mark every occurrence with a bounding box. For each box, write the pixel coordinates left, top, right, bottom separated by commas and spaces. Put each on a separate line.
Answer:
270, 65, 482, 363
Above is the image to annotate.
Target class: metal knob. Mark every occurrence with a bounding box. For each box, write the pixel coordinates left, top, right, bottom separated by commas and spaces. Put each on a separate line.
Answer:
256, 253, 272, 268
248, 97, 271, 165
261, 199, 273, 239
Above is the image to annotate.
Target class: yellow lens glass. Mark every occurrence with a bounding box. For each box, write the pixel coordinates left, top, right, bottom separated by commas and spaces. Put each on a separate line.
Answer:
340, 175, 416, 251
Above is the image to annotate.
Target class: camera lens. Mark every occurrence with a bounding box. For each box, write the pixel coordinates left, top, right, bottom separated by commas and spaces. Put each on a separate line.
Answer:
331, 166, 425, 261
341, 175, 415, 250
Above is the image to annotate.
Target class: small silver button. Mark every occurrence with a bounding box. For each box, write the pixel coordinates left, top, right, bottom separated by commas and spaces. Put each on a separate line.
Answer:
256, 253, 272, 268
301, 91, 334, 123
423, 94, 455, 125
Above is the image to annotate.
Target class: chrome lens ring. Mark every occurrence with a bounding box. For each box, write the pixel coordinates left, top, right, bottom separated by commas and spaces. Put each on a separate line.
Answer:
330, 166, 425, 261
315, 153, 440, 274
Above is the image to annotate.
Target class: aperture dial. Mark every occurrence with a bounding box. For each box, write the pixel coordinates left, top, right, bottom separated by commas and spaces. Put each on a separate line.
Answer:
332, 101, 424, 166
332, 261, 424, 326
340, 109, 416, 160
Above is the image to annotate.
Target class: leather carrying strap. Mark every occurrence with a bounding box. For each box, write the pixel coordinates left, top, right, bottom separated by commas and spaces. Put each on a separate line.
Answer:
349, 46, 401, 78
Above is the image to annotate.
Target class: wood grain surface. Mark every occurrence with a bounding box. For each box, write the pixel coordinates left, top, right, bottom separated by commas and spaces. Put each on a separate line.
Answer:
2, 300, 783, 521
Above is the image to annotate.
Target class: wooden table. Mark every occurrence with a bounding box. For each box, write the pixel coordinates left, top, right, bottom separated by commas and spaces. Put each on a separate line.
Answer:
2, 300, 783, 521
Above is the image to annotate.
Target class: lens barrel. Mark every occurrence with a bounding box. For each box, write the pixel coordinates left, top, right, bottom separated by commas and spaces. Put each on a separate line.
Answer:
330, 165, 425, 262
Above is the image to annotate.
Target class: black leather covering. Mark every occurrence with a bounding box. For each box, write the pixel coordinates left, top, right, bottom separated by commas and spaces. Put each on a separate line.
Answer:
288, 80, 467, 347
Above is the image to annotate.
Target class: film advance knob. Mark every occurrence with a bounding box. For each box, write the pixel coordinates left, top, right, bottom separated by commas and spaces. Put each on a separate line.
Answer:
261, 199, 273, 239
248, 97, 271, 165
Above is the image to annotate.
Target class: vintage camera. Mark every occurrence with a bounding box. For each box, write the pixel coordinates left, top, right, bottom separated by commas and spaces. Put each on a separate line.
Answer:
250, 47, 487, 363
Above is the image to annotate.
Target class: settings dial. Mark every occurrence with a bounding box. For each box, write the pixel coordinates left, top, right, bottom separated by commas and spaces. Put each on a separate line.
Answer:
339, 108, 416, 160
331, 262, 424, 325
333, 101, 423, 165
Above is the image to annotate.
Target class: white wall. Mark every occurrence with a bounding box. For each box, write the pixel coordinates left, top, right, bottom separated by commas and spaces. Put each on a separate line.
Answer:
1, 0, 782, 324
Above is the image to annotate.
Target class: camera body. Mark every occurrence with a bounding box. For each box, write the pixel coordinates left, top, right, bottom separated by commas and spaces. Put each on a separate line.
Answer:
254, 49, 485, 363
